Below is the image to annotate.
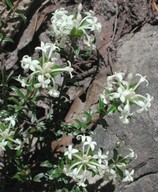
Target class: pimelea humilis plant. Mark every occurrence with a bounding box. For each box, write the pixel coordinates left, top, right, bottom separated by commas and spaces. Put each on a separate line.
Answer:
0, 3, 153, 192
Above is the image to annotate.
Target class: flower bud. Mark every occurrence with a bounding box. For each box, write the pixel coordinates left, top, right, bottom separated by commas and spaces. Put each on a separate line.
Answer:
78, 3, 82, 13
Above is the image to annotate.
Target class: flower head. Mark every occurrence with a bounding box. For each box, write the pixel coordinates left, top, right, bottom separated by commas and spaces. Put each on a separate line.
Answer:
50, 4, 101, 48
51, 8, 74, 43
100, 72, 153, 124
64, 135, 135, 187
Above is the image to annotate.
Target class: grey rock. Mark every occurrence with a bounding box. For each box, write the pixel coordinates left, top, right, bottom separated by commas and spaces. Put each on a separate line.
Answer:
94, 24, 158, 192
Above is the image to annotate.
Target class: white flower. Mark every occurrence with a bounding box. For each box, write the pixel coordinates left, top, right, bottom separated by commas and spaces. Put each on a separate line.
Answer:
83, 136, 97, 151
66, 167, 79, 180
32, 60, 73, 80
126, 149, 137, 159
34, 75, 51, 89
105, 72, 125, 92
76, 135, 87, 143
0, 128, 14, 139
74, 8, 101, 33
93, 149, 109, 164
108, 80, 136, 103
0, 162, 4, 169
48, 89, 60, 97
126, 73, 133, 84
76, 170, 88, 187
107, 72, 125, 83
51, 61, 74, 78
122, 169, 134, 182
118, 86, 135, 103
135, 74, 149, 89
83, 35, 96, 50
0, 140, 7, 153
51, 8, 73, 39
134, 94, 153, 113
118, 101, 133, 124
64, 145, 79, 160
43, 61, 56, 74
30, 59, 56, 77
66, 167, 88, 187
17, 75, 28, 87
35, 41, 51, 54
21, 55, 39, 71
14, 139, 22, 150
4, 116, 16, 127
35, 42, 59, 61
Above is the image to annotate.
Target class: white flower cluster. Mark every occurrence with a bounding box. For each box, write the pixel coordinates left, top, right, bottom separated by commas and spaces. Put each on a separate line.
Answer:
64, 135, 136, 187
100, 72, 153, 124
17, 41, 73, 97
0, 115, 22, 153
51, 3, 101, 49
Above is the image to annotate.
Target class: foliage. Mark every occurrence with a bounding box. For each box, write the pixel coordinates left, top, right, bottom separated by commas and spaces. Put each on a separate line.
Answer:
0, 0, 26, 50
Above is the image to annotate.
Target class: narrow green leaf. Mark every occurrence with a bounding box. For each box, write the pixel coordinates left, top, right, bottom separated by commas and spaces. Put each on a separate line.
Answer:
6, 0, 14, 9
107, 104, 117, 114
0, 33, 3, 40
116, 167, 124, 179
3, 37, 14, 43
113, 148, 118, 161
11, 86, 25, 100
16, 9, 27, 23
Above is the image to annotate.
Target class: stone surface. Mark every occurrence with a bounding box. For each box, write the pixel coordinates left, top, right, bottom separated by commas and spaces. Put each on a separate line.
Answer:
94, 24, 158, 192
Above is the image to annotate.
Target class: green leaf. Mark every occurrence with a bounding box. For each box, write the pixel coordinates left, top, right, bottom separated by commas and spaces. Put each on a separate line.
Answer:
75, 119, 83, 127
40, 160, 52, 168
83, 111, 92, 122
113, 148, 118, 161
16, 9, 27, 21
33, 173, 44, 182
6, 0, 14, 9
97, 118, 108, 128
50, 168, 63, 179
116, 167, 124, 179
11, 86, 25, 100
12, 173, 21, 180
123, 159, 131, 164
107, 104, 117, 114
0, 33, 3, 40
0, 123, 6, 131
70, 27, 84, 37
99, 98, 105, 110
3, 37, 14, 43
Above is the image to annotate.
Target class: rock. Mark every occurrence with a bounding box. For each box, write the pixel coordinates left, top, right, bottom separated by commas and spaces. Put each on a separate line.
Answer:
94, 24, 158, 192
